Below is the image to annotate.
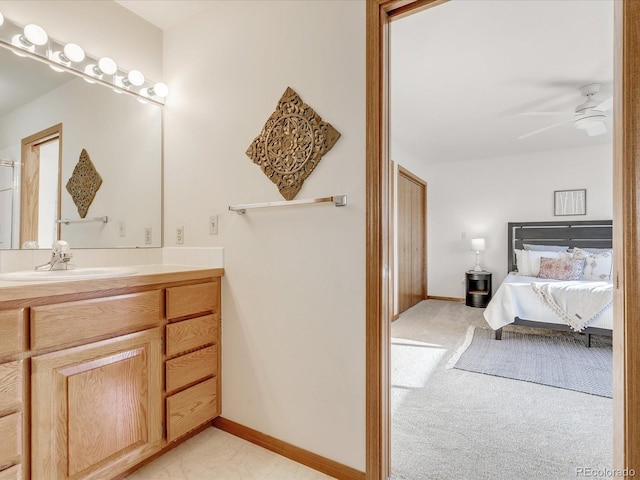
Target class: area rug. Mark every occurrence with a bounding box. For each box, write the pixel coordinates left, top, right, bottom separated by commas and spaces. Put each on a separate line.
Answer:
449, 327, 612, 398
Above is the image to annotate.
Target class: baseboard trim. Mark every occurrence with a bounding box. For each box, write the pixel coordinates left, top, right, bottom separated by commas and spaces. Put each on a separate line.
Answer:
427, 295, 464, 302
212, 417, 365, 480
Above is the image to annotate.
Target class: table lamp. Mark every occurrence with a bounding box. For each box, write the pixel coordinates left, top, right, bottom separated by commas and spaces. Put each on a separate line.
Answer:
471, 238, 486, 272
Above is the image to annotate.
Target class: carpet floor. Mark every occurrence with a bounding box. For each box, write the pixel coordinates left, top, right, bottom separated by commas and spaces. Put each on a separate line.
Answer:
391, 300, 612, 480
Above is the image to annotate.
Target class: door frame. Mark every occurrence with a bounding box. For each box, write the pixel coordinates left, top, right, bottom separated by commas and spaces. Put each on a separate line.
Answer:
20, 123, 63, 246
365, 1, 640, 479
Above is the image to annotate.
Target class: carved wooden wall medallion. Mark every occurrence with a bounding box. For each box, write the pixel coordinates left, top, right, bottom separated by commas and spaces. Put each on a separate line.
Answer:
246, 87, 341, 200
66, 148, 103, 218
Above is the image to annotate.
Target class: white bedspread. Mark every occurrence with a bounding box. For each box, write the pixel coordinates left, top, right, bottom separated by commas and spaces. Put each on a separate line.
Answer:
530, 281, 612, 332
483, 273, 613, 332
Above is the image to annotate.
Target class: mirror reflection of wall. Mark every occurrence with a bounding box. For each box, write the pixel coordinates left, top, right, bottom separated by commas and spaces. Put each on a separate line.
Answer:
37, 139, 60, 249
0, 160, 14, 250
0, 45, 162, 249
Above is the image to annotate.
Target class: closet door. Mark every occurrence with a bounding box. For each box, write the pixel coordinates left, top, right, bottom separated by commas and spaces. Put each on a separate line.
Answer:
396, 167, 426, 314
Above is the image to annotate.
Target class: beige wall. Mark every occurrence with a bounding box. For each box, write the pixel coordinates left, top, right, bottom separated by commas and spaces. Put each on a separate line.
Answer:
163, 0, 366, 469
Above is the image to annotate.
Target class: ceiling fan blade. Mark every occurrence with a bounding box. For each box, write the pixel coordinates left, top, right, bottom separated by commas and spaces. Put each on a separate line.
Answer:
517, 118, 575, 140
586, 122, 608, 136
594, 96, 613, 112
519, 112, 573, 117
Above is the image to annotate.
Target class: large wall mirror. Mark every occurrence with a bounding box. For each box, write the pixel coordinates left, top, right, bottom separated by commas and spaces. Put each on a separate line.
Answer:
0, 45, 162, 249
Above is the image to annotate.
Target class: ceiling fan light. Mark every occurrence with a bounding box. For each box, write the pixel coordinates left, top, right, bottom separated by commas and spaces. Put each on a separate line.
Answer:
586, 122, 607, 137
574, 113, 606, 130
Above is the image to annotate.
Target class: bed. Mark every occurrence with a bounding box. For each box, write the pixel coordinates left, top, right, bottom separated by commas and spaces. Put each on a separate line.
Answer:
483, 220, 613, 345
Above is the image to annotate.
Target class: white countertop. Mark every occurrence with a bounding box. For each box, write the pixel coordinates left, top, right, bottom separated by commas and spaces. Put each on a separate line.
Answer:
0, 264, 224, 302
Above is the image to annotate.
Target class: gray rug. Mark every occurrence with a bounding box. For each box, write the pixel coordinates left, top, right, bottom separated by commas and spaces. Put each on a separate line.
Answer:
451, 327, 612, 398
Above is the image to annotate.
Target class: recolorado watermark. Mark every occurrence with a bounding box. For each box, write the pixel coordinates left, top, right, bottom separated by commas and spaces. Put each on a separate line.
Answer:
576, 467, 636, 478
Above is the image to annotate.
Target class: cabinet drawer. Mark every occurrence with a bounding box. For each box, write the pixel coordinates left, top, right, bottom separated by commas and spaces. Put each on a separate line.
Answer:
0, 310, 25, 358
166, 315, 217, 357
166, 281, 218, 320
166, 345, 217, 394
166, 378, 217, 442
0, 361, 22, 414
31, 290, 162, 350
0, 464, 21, 480
0, 413, 21, 470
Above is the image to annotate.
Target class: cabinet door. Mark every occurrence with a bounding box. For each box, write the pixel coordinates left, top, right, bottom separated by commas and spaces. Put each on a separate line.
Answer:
31, 328, 163, 480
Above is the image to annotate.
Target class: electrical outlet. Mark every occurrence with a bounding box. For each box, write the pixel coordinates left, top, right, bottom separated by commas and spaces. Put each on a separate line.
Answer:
176, 225, 184, 245
119, 221, 126, 237
209, 214, 218, 235
144, 227, 152, 245
461, 231, 466, 240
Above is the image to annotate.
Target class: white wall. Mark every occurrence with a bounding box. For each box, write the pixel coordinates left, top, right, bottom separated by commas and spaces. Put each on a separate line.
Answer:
163, 0, 366, 470
397, 144, 613, 298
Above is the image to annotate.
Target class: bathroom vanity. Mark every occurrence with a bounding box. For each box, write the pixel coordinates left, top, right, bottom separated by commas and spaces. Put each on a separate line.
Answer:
0, 265, 223, 480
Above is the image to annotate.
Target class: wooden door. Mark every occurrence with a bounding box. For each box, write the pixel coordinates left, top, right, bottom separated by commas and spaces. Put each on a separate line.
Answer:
31, 328, 162, 480
396, 166, 426, 314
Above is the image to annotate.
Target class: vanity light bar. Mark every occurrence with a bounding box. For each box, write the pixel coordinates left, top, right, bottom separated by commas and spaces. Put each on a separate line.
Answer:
0, 13, 168, 106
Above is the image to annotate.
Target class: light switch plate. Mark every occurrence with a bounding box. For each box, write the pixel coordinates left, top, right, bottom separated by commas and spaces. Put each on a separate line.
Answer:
209, 215, 218, 235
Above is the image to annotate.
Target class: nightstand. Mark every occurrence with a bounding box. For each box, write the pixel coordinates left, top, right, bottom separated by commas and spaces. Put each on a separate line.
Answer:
465, 271, 492, 308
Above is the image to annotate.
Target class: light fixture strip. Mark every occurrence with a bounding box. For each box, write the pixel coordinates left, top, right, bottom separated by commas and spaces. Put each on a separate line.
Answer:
0, 14, 167, 105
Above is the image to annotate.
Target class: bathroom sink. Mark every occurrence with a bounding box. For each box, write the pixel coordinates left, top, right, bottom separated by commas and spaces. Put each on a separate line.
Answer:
0, 267, 138, 282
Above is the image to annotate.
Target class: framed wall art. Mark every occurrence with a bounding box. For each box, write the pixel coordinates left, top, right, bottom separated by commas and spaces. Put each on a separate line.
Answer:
554, 189, 586, 216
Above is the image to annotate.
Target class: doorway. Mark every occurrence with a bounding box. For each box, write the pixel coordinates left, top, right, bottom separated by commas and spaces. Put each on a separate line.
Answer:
20, 124, 62, 248
366, 1, 640, 479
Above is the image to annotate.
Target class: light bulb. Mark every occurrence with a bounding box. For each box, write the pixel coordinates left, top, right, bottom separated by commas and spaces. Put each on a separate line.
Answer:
122, 69, 145, 87
23, 24, 48, 46
151, 82, 168, 98
63, 43, 85, 63
129, 70, 145, 86
98, 57, 117, 75
84, 64, 98, 77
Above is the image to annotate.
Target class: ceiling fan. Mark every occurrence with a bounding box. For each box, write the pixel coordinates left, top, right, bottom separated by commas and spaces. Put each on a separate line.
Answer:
518, 83, 613, 140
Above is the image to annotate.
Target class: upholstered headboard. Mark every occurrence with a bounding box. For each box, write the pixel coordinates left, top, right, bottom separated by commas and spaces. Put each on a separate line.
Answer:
507, 220, 613, 272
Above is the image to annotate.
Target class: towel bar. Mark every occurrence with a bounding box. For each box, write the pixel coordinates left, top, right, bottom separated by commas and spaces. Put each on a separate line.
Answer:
229, 195, 347, 214
56, 216, 109, 225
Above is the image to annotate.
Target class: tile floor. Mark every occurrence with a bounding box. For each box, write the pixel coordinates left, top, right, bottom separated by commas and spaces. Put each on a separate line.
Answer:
124, 427, 335, 480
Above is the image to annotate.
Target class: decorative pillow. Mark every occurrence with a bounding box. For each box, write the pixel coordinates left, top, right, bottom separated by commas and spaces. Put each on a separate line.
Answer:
514, 249, 560, 276
577, 247, 613, 254
514, 249, 529, 275
558, 251, 573, 261
527, 250, 561, 277
573, 247, 613, 281
537, 257, 585, 281
523, 244, 569, 252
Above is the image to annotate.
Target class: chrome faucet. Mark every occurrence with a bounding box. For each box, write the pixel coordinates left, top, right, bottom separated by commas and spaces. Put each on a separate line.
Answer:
35, 240, 74, 271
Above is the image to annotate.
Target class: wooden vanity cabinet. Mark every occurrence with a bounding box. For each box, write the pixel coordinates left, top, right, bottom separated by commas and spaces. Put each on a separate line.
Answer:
0, 268, 223, 480
165, 279, 221, 443
0, 309, 27, 480
31, 328, 163, 480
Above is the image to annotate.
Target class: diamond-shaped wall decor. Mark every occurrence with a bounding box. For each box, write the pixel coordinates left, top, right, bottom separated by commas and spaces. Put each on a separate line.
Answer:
66, 148, 103, 218
246, 87, 341, 200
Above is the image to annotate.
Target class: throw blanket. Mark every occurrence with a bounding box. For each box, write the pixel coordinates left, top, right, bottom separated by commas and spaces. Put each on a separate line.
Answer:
530, 281, 613, 332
